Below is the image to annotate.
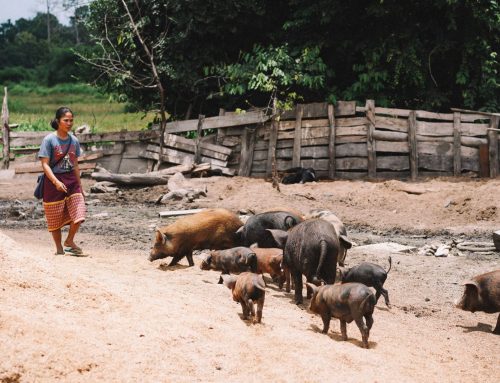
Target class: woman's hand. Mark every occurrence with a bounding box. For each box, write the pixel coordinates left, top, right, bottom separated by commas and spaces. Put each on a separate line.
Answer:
55, 180, 68, 193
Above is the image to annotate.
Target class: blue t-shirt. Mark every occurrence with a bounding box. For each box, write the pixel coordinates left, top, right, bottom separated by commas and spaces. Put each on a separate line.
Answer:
38, 133, 82, 173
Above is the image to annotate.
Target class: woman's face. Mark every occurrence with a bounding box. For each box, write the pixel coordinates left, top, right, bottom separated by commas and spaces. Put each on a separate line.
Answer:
58, 112, 74, 133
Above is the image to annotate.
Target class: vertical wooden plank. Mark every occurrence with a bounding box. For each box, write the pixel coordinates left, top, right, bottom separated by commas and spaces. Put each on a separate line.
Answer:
292, 104, 303, 167
327, 104, 336, 179
408, 110, 418, 180
453, 112, 462, 176
479, 143, 489, 178
366, 100, 376, 178
487, 116, 499, 178
1, 87, 10, 169
238, 127, 256, 176
194, 114, 205, 164
216, 108, 226, 144
266, 120, 278, 177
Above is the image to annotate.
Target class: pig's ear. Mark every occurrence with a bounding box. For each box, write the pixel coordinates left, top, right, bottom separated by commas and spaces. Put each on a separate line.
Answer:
266, 229, 288, 249
220, 274, 237, 290
284, 216, 295, 229
339, 235, 352, 249
463, 280, 479, 289
306, 283, 318, 296
155, 230, 165, 244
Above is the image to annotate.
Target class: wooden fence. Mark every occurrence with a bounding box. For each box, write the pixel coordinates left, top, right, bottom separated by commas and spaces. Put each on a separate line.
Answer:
1, 100, 499, 180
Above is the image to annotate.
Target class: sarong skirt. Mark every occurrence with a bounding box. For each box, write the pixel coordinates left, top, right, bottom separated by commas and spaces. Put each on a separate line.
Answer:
43, 172, 86, 232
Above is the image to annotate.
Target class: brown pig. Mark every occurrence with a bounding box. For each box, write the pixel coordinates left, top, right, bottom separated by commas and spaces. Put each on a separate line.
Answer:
221, 272, 266, 323
149, 208, 243, 266
455, 269, 500, 334
250, 245, 286, 289
306, 282, 376, 348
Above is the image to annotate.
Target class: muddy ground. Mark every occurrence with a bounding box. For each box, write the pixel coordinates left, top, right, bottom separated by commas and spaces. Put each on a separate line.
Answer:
0, 172, 499, 382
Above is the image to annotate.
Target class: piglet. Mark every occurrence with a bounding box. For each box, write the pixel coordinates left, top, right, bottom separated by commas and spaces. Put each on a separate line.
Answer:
250, 245, 286, 289
455, 269, 500, 334
307, 282, 376, 348
221, 272, 266, 323
200, 247, 257, 275
339, 256, 392, 307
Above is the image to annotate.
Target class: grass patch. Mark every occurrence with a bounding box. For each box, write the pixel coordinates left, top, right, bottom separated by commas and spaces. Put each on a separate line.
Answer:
6, 83, 156, 133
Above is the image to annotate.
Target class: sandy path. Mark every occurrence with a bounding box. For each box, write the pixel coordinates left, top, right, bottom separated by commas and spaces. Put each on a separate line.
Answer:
1, 228, 498, 383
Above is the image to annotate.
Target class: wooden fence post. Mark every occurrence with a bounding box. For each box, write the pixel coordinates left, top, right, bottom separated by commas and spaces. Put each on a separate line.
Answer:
365, 100, 376, 178
194, 114, 205, 164
216, 108, 226, 144
487, 116, 499, 178
408, 110, 418, 180
327, 104, 336, 179
266, 120, 278, 178
1, 87, 10, 169
453, 112, 461, 176
292, 104, 303, 168
238, 127, 256, 176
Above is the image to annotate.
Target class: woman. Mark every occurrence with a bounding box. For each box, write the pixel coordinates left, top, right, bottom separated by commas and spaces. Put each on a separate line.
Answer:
38, 107, 86, 256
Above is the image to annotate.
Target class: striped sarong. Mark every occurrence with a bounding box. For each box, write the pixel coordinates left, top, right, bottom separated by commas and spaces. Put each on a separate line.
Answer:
43, 172, 86, 232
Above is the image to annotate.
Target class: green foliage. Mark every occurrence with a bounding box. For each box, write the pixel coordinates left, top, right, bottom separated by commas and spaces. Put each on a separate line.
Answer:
214, 44, 326, 110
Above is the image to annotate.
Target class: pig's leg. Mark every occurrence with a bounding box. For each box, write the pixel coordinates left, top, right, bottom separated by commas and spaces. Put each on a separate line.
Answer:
285, 267, 291, 293
256, 296, 264, 323
354, 317, 369, 348
185, 253, 194, 267
320, 311, 331, 334
248, 299, 255, 319
168, 254, 183, 266
340, 320, 347, 341
240, 299, 249, 320
381, 288, 390, 307
292, 270, 303, 304
494, 314, 500, 335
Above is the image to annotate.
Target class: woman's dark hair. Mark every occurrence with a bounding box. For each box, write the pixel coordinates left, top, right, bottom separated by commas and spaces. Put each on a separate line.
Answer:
50, 107, 73, 130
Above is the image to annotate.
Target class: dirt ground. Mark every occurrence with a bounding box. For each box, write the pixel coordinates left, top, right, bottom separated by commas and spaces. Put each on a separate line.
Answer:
0, 171, 499, 382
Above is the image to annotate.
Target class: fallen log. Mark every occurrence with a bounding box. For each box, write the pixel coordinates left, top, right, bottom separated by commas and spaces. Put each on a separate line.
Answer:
90, 163, 194, 185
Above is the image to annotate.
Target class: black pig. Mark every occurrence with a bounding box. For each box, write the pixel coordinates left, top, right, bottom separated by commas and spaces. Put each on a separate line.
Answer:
339, 256, 392, 307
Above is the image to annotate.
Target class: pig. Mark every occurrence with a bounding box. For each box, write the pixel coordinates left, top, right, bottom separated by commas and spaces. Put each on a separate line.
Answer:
281, 167, 316, 184
250, 245, 286, 289
221, 272, 266, 323
149, 208, 243, 265
267, 219, 341, 304
200, 247, 257, 275
306, 282, 376, 348
339, 256, 392, 307
305, 209, 352, 266
455, 269, 500, 334
237, 210, 303, 248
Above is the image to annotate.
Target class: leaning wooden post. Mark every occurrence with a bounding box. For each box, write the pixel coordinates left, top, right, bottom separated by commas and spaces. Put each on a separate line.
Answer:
1, 87, 10, 170
327, 104, 336, 179
453, 112, 462, 176
487, 116, 499, 178
408, 110, 418, 180
365, 100, 376, 178
266, 119, 278, 178
194, 114, 205, 164
292, 104, 303, 168
216, 108, 226, 145
238, 127, 256, 177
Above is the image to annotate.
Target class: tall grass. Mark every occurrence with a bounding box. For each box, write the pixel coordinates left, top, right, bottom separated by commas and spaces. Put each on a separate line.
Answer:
6, 82, 156, 133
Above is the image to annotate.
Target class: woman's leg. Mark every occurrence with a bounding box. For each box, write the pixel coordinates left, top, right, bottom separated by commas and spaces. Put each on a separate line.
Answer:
64, 221, 81, 249
51, 229, 64, 254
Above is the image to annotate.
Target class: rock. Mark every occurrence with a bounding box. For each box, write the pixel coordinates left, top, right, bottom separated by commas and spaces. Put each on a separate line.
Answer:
434, 244, 450, 257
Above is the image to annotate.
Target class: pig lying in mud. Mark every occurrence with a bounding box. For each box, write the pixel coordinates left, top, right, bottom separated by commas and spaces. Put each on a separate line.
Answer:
455, 269, 500, 334
339, 257, 392, 307
237, 211, 303, 248
200, 247, 257, 275
267, 219, 340, 304
221, 272, 266, 323
307, 282, 376, 348
149, 208, 243, 266
305, 209, 352, 266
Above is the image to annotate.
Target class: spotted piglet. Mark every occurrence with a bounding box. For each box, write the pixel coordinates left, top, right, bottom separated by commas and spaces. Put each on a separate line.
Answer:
220, 272, 266, 323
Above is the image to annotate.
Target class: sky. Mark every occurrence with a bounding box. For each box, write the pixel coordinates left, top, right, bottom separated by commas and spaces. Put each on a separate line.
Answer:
0, 0, 75, 26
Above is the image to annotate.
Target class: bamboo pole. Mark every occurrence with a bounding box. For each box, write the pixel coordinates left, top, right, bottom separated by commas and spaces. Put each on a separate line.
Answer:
1, 87, 10, 169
